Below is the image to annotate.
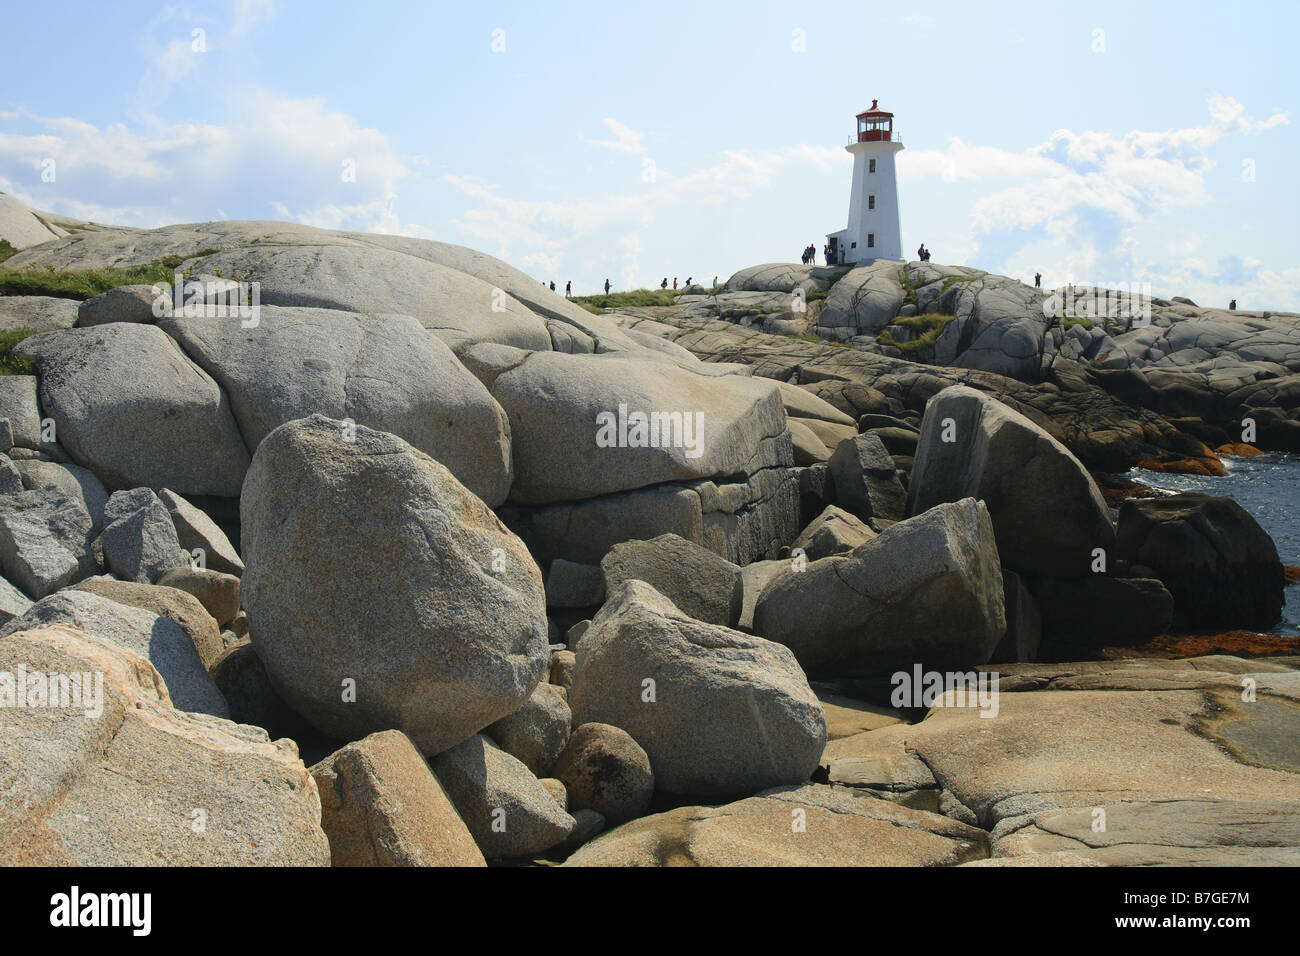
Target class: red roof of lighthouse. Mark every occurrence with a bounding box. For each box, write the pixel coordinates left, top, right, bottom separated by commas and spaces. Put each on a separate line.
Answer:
857, 98, 893, 118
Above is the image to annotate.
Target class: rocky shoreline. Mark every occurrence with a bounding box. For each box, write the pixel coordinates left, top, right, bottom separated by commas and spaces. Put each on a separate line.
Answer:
0, 198, 1297, 866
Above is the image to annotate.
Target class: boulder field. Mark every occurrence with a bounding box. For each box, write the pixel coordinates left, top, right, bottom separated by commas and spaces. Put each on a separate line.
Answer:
0, 198, 1296, 866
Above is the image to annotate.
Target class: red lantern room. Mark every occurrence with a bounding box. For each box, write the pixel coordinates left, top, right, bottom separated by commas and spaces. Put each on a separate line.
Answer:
856, 99, 896, 143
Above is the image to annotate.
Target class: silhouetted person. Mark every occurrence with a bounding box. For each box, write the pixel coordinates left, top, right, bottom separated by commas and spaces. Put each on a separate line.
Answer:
549, 280, 555, 292
661, 278, 668, 289
1229, 299, 1237, 311
673, 277, 678, 290
918, 244, 925, 261
824, 244, 831, 265
565, 280, 571, 297
1034, 272, 1042, 288
686, 276, 693, 287
604, 278, 611, 294
712, 276, 718, 288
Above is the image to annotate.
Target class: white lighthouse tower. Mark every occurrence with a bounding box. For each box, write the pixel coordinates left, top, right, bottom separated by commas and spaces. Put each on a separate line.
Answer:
826, 100, 904, 265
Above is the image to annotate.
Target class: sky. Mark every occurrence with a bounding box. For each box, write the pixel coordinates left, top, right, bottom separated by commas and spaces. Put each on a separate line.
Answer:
1, 0, 1297, 309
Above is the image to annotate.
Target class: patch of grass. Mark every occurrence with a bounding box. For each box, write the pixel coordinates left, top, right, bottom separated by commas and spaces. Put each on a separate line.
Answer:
0, 248, 220, 300
1063, 317, 1095, 330
899, 272, 924, 307
876, 313, 958, 353
574, 300, 607, 315
806, 290, 828, 302
0, 239, 17, 265
940, 274, 978, 294
0, 328, 38, 375
571, 288, 682, 310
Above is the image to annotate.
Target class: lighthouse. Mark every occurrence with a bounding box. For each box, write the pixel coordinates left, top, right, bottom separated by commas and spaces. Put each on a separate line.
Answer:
826, 100, 904, 265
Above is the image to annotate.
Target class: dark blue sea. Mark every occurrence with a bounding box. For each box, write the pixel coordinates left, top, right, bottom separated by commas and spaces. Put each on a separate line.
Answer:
1129, 452, 1300, 636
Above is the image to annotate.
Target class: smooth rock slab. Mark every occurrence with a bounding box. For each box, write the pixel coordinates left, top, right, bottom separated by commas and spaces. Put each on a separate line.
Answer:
563, 783, 987, 866
0, 625, 329, 866
241, 415, 548, 756
569, 580, 826, 798
993, 799, 1300, 866
906, 684, 1300, 830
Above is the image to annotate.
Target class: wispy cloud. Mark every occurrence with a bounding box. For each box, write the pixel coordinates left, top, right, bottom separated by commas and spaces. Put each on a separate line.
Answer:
583, 118, 650, 155
900, 95, 1290, 297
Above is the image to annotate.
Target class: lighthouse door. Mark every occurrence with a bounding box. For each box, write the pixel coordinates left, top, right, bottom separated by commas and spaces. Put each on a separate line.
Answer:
827, 236, 838, 262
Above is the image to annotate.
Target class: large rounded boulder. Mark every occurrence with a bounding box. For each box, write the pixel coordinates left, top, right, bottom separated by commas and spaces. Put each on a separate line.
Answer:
240, 415, 549, 755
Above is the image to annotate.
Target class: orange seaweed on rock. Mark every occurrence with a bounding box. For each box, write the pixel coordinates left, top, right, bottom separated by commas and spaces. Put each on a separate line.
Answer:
1106, 630, 1300, 660
1135, 455, 1227, 477
1215, 442, 1265, 457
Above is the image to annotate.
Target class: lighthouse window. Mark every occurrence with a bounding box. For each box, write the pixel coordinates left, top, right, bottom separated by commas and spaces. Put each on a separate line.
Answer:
869, 158, 876, 173
867, 234, 875, 248
868, 195, 876, 210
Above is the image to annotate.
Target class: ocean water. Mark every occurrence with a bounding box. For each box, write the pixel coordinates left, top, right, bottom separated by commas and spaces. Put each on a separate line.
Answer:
1128, 452, 1300, 636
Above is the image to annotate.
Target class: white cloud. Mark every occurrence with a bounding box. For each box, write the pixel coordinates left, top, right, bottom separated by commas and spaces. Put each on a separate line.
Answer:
583, 118, 650, 155
0, 92, 424, 236
443, 143, 847, 285
900, 95, 1293, 304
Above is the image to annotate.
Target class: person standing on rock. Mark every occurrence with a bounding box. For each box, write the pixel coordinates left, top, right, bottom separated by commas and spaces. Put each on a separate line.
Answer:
549, 280, 556, 292
686, 276, 693, 287
1229, 299, 1237, 310
673, 277, 678, 290
1035, 271, 1042, 288
605, 278, 611, 294
712, 276, 718, 288
661, 278, 668, 289
565, 280, 571, 297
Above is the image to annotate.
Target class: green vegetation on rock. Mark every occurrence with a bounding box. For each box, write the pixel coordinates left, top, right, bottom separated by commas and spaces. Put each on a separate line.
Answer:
0, 239, 17, 265
876, 313, 958, 353
0, 248, 220, 299
0, 327, 38, 375
571, 289, 683, 311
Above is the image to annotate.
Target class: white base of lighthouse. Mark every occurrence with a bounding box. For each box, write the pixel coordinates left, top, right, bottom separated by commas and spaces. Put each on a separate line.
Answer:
828, 140, 903, 265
